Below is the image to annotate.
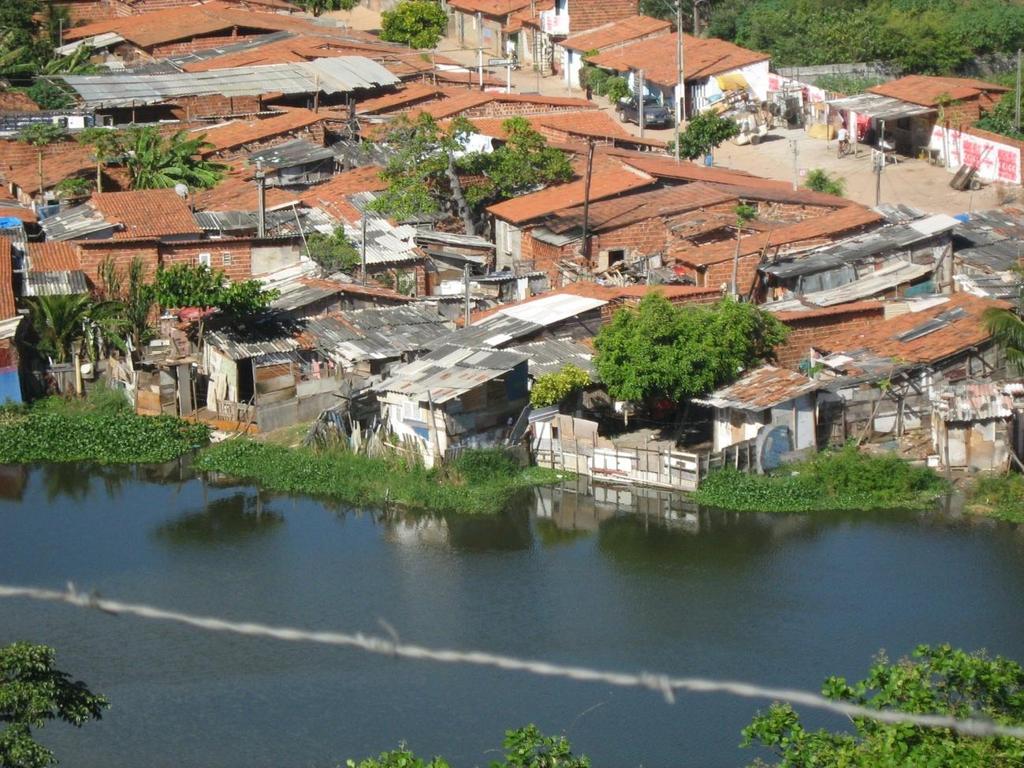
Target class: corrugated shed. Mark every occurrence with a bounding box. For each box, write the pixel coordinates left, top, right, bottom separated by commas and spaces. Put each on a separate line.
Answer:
23, 271, 88, 297
62, 56, 399, 107
376, 343, 528, 404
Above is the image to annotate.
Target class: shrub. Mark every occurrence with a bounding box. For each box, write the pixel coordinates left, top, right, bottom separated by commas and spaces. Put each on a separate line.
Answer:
0, 398, 209, 464
530, 365, 591, 408
693, 446, 946, 513
805, 168, 845, 196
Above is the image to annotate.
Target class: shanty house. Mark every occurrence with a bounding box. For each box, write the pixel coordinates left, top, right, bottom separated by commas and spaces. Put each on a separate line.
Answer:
586, 33, 770, 117
932, 381, 1024, 471
951, 207, 1024, 299
759, 213, 958, 309
376, 344, 529, 466
695, 365, 820, 454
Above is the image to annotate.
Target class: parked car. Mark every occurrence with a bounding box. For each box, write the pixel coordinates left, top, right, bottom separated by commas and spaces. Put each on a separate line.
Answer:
616, 95, 673, 128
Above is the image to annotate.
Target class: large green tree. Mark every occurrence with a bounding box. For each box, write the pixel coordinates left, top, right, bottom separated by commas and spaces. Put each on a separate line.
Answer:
0, 642, 108, 768
153, 263, 277, 318
304, 226, 361, 274
593, 293, 788, 402
372, 114, 573, 234
379, 0, 447, 49
743, 644, 1024, 767
123, 127, 224, 191
462, 117, 574, 208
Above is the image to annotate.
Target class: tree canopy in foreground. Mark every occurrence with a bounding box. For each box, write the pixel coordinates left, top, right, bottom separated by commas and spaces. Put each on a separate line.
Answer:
743, 644, 1024, 767
594, 293, 788, 402
0, 642, 108, 768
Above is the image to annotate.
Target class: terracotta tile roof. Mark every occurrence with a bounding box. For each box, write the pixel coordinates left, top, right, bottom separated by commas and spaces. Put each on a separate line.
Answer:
357, 84, 446, 114
2, 142, 94, 195
0, 203, 37, 223
446, 0, 531, 17
589, 33, 769, 89
193, 172, 300, 211
868, 75, 1009, 107
466, 110, 652, 146
0, 238, 14, 320
91, 189, 203, 240
770, 300, 885, 322
26, 242, 81, 272
430, 69, 508, 87
63, 1, 341, 48
299, 166, 387, 220
197, 109, 325, 155
414, 91, 595, 120
698, 365, 819, 410
818, 292, 1006, 365
673, 206, 883, 267
0, 236, 15, 318
544, 182, 737, 234
560, 14, 671, 52
487, 166, 655, 224
571, 0, 641, 34
180, 34, 395, 72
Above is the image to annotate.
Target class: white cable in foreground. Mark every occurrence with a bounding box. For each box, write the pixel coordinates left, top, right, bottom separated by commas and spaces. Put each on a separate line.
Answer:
2, 582, 1023, 740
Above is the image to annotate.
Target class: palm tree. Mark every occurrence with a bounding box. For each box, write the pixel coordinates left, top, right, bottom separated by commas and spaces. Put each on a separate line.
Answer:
984, 305, 1024, 372
76, 127, 123, 193
123, 127, 225, 191
27, 294, 93, 363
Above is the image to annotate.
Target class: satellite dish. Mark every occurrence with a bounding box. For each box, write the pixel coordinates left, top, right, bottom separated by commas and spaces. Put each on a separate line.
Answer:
173, 183, 189, 199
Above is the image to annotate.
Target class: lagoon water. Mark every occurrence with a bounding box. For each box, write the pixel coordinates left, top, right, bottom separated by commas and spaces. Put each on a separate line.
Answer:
2, 461, 1024, 767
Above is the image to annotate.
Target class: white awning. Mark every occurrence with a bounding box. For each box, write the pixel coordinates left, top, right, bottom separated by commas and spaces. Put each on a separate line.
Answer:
826, 93, 936, 121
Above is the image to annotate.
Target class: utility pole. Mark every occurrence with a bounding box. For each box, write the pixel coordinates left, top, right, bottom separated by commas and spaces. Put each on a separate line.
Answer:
789, 139, 798, 190
580, 139, 596, 264
638, 69, 645, 139
874, 152, 883, 206
255, 161, 266, 238
674, 2, 685, 164
463, 264, 472, 327
1016, 48, 1022, 132
360, 215, 367, 285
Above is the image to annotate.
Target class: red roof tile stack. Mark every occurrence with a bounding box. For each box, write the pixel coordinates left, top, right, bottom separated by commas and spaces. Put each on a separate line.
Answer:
817, 293, 1005, 364
91, 189, 203, 240
26, 242, 81, 272
588, 33, 769, 88
560, 14, 671, 52
0, 238, 15, 320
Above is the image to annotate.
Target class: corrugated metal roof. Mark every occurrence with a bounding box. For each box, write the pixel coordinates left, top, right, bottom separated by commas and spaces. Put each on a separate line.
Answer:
499, 294, 606, 324
413, 229, 495, 249
55, 32, 124, 55
249, 138, 336, 171
763, 215, 956, 280
509, 337, 596, 378
167, 31, 295, 67
39, 203, 118, 241
827, 93, 936, 120
934, 381, 1021, 422
62, 56, 399, 107
764, 260, 933, 309
22, 270, 88, 297
376, 342, 527, 404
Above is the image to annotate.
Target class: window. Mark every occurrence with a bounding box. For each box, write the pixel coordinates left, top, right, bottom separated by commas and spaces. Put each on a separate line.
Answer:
402, 400, 420, 421
221, 251, 232, 266
197, 252, 211, 267
608, 249, 625, 267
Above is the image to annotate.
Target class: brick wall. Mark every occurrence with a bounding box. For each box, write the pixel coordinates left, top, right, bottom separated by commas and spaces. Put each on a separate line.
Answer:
462, 101, 596, 118
78, 243, 160, 287
152, 32, 262, 58
570, 0, 638, 33
57, 0, 118, 23
773, 305, 886, 369
168, 94, 264, 120
590, 218, 670, 269
162, 241, 254, 282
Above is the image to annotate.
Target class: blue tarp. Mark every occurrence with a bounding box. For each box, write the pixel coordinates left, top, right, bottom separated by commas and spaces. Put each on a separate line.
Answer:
0, 367, 22, 405
0, 217, 22, 229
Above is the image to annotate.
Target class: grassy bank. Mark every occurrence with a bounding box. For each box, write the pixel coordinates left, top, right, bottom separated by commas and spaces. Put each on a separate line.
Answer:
195, 439, 562, 515
968, 473, 1024, 523
692, 446, 946, 513
0, 391, 210, 465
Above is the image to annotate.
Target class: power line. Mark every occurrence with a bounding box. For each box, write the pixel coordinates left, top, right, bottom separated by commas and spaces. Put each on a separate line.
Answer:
2, 582, 1024, 740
